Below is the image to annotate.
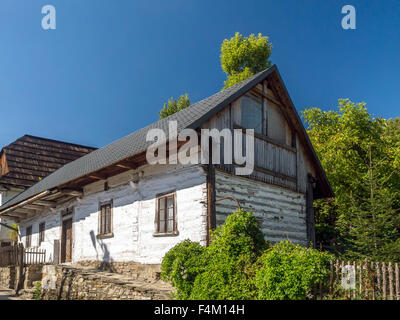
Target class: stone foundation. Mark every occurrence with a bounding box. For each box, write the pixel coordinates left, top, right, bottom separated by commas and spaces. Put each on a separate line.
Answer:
1, 261, 173, 300
41, 265, 172, 300
0, 266, 16, 288
0, 264, 44, 290
73, 260, 162, 281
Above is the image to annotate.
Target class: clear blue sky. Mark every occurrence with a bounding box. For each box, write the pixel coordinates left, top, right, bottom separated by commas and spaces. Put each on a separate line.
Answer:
0, 0, 399, 148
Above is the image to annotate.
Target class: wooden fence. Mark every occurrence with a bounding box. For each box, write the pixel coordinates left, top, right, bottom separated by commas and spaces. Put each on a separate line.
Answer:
320, 260, 400, 300
0, 244, 46, 267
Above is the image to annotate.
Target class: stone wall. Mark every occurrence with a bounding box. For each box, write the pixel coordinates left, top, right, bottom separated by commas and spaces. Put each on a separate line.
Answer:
0, 264, 43, 290
74, 260, 162, 281
41, 264, 172, 300
0, 266, 16, 288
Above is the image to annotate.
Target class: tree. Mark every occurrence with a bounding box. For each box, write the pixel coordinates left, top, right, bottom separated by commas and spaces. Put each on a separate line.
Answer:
158, 94, 191, 120
220, 32, 272, 89
302, 99, 400, 261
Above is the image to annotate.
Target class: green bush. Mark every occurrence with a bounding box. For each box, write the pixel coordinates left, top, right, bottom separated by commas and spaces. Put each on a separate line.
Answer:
161, 209, 333, 300
33, 281, 42, 300
161, 239, 207, 299
254, 241, 332, 300
188, 210, 269, 299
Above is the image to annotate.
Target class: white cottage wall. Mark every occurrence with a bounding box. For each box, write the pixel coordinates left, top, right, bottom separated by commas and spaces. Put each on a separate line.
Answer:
19, 164, 208, 264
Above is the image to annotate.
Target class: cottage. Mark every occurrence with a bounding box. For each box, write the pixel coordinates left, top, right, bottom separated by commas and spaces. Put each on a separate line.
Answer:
0, 65, 333, 268
0, 135, 95, 246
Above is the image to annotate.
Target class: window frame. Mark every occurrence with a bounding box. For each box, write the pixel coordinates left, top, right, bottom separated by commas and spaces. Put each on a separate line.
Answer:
26, 225, 32, 248
154, 191, 178, 237
240, 92, 264, 135
97, 200, 114, 239
38, 222, 45, 246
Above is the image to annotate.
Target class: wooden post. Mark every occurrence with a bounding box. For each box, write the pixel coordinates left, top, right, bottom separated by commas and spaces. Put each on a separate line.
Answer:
389, 262, 394, 300
353, 261, 357, 299
335, 260, 339, 283
330, 260, 334, 296
395, 263, 399, 301
341, 261, 345, 299
346, 261, 351, 299
377, 262, 381, 298
359, 261, 362, 297
371, 262, 375, 300
382, 262, 387, 300
365, 259, 369, 299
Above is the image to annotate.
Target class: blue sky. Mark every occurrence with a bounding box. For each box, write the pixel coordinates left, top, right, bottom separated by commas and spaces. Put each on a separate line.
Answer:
0, 0, 399, 148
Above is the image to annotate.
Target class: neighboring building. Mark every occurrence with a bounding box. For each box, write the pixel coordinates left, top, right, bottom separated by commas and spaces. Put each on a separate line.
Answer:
0, 135, 96, 246
0, 65, 333, 266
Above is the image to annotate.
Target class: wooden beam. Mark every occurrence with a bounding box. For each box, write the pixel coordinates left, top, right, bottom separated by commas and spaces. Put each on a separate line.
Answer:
33, 199, 57, 207
1, 215, 21, 222
59, 188, 83, 197
89, 174, 106, 180
24, 204, 46, 210
233, 124, 297, 153
116, 162, 138, 170
254, 165, 297, 183
55, 195, 76, 207
13, 208, 35, 215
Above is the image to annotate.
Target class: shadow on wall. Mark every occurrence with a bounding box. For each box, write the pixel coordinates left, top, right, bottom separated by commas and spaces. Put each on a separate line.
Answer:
89, 230, 115, 272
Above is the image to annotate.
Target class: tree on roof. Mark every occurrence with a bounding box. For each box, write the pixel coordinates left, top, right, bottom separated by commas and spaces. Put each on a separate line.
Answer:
158, 94, 191, 120
221, 32, 273, 89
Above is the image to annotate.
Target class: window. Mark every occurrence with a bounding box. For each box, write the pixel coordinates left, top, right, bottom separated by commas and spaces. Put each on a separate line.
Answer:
241, 94, 263, 134
39, 222, 45, 246
26, 226, 32, 248
98, 200, 113, 237
155, 193, 177, 235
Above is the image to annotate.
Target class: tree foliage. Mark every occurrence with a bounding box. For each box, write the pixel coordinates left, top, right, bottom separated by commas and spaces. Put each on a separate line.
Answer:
158, 94, 191, 119
302, 99, 400, 261
9, 223, 19, 242
220, 32, 272, 89
161, 210, 332, 300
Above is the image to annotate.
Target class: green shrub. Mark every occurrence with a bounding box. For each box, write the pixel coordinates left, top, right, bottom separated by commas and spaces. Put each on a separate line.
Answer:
188, 210, 269, 300
33, 281, 42, 300
161, 239, 207, 299
161, 210, 333, 300
161, 210, 269, 300
208, 209, 269, 260
254, 241, 333, 300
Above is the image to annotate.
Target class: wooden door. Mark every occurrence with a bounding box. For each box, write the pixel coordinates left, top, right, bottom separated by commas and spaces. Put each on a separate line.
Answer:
61, 218, 72, 263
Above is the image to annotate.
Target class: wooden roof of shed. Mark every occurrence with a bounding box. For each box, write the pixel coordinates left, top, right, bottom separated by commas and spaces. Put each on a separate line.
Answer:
0, 135, 96, 189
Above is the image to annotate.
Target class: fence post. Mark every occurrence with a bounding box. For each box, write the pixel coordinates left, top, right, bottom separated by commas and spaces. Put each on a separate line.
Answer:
15, 243, 25, 295
389, 262, 394, 300
364, 259, 369, 299
382, 262, 387, 300
395, 263, 399, 301
371, 261, 375, 300
359, 261, 362, 298
330, 260, 334, 296
376, 262, 381, 298
353, 261, 357, 299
